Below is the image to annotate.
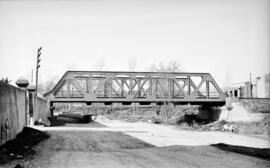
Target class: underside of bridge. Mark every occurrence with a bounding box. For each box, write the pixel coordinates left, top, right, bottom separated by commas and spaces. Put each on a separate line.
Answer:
44, 71, 226, 107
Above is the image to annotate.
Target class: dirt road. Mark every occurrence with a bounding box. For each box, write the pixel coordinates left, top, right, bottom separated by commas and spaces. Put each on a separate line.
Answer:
4, 117, 270, 168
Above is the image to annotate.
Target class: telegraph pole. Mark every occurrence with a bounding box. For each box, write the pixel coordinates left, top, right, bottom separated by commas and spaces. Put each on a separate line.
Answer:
36, 47, 42, 97
35, 47, 42, 122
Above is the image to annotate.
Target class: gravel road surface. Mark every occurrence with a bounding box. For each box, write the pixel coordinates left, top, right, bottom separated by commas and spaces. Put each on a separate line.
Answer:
3, 116, 270, 168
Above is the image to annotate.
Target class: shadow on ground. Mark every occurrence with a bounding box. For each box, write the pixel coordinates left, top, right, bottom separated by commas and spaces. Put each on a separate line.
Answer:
48, 114, 106, 127
211, 143, 270, 160
0, 127, 49, 164
2, 127, 270, 168
39, 131, 155, 152
64, 121, 108, 128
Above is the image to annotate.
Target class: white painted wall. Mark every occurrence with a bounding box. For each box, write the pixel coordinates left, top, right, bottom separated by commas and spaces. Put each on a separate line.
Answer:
219, 102, 265, 122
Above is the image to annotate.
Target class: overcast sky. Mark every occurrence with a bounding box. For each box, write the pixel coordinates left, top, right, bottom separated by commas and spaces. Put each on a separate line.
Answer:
0, 0, 269, 87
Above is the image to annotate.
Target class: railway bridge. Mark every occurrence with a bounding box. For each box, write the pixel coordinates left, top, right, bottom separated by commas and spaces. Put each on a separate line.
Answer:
45, 71, 226, 109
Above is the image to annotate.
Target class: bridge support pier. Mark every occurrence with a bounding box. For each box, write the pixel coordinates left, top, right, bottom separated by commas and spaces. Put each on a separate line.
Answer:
198, 105, 222, 121
153, 103, 161, 115
132, 103, 136, 116
50, 102, 54, 117
107, 104, 113, 114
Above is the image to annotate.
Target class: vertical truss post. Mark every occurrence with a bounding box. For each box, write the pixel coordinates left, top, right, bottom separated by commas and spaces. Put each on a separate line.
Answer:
121, 79, 124, 97
169, 78, 172, 100
104, 79, 109, 98
130, 75, 133, 95
149, 77, 152, 95
206, 81, 210, 99
138, 79, 141, 97
89, 75, 93, 95
188, 76, 191, 95
67, 79, 71, 98
154, 78, 158, 98
172, 77, 175, 98
86, 78, 89, 93
109, 76, 112, 98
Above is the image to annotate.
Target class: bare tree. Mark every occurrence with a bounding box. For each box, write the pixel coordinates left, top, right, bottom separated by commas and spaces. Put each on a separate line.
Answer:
225, 70, 232, 87
168, 61, 183, 72
128, 56, 137, 72
128, 56, 137, 115
149, 62, 165, 72
149, 61, 184, 99
95, 57, 105, 71
149, 61, 184, 118
39, 75, 59, 94
65, 62, 78, 70
1, 77, 11, 84
149, 60, 183, 73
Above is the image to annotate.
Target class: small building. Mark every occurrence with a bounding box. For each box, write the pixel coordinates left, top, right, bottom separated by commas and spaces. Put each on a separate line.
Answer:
223, 84, 245, 98
256, 73, 270, 98
223, 73, 270, 98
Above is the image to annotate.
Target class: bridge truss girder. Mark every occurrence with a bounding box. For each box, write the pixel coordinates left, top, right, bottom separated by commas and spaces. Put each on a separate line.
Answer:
45, 71, 226, 106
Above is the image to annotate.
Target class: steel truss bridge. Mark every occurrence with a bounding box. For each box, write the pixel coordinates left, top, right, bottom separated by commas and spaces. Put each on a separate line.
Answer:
45, 71, 226, 106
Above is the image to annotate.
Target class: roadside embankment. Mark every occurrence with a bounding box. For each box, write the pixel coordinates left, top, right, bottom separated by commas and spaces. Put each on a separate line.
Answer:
0, 127, 49, 164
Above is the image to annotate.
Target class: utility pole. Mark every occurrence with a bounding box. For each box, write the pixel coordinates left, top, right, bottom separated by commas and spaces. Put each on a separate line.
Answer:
35, 47, 42, 122
36, 47, 42, 98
